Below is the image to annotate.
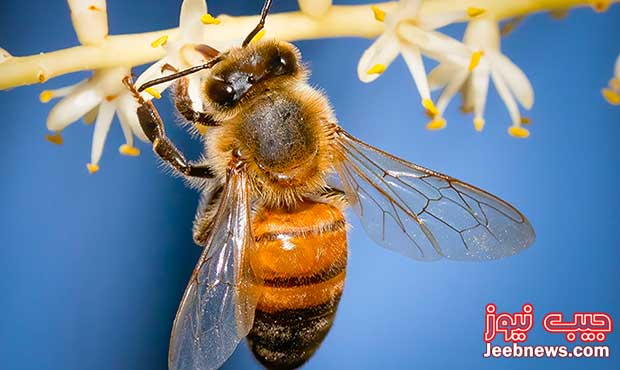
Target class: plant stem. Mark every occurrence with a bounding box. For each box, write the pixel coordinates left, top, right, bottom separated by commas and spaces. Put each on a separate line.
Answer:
0, 0, 614, 90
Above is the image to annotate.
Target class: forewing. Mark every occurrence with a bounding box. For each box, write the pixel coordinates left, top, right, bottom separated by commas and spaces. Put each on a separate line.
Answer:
333, 128, 535, 261
169, 167, 259, 370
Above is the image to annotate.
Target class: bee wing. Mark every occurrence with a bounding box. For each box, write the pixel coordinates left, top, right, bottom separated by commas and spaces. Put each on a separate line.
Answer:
169, 166, 260, 370
333, 127, 535, 261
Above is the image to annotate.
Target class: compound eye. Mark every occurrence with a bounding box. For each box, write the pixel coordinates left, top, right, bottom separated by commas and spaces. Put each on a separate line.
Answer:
207, 79, 236, 107
270, 55, 289, 76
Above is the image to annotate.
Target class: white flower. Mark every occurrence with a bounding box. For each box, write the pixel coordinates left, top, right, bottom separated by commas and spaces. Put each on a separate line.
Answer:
42, 67, 148, 173
135, 0, 232, 107
298, 0, 332, 18
357, 0, 483, 115
601, 53, 620, 106
67, 0, 108, 45
428, 18, 535, 137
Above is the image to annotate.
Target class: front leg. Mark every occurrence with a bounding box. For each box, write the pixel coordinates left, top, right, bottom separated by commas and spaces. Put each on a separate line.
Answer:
124, 77, 214, 179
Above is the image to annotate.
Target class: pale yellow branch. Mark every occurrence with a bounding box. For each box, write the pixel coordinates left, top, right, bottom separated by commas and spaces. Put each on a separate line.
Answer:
0, 0, 615, 90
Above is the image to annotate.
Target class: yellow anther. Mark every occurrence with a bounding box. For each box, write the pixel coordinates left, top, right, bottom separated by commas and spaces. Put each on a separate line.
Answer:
45, 132, 63, 145
86, 163, 100, 174
602, 88, 620, 105
201, 13, 221, 25
250, 29, 267, 44
591, 0, 610, 12
145, 87, 161, 99
150, 35, 168, 48
467, 7, 485, 17
39, 90, 53, 103
195, 124, 208, 135
508, 126, 530, 138
473, 118, 485, 132
371, 5, 386, 22
520, 117, 531, 125
468, 50, 484, 71
119, 144, 140, 157
609, 77, 620, 91
426, 117, 446, 130
367, 64, 386, 75
422, 98, 438, 117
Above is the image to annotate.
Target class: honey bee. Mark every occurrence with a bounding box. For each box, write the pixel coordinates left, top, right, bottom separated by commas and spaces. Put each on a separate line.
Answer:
124, 1, 535, 369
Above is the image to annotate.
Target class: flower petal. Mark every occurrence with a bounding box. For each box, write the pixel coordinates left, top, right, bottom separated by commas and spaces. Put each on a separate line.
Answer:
47, 81, 103, 131
357, 33, 400, 83
436, 69, 469, 114
187, 75, 204, 112
418, 10, 466, 30
67, 0, 108, 45
90, 100, 116, 166
397, 24, 469, 67
135, 58, 175, 101
400, 43, 430, 99
490, 68, 521, 126
298, 0, 332, 17
116, 93, 149, 143
471, 66, 490, 121
615, 53, 620, 80
179, 0, 208, 43
488, 51, 534, 109
428, 62, 461, 90
397, 0, 422, 18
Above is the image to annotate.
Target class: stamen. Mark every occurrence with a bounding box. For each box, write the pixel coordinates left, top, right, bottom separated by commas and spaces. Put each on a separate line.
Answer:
426, 117, 446, 130
508, 126, 530, 138
602, 88, 620, 105
520, 117, 531, 125
201, 13, 221, 25
150, 35, 168, 48
45, 131, 63, 145
86, 163, 100, 174
422, 98, 439, 116
250, 29, 266, 44
39, 90, 54, 103
473, 118, 485, 132
467, 7, 486, 17
468, 51, 484, 71
367, 64, 386, 75
609, 77, 620, 91
119, 144, 140, 156
371, 6, 386, 22
145, 87, 161, 99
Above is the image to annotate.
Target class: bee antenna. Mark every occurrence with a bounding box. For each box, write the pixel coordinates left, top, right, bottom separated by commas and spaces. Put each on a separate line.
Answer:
242, 0, 273, 47
137, 54, 225, 92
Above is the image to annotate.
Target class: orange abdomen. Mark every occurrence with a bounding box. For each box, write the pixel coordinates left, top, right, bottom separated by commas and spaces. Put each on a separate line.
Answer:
247, 200, 347, 370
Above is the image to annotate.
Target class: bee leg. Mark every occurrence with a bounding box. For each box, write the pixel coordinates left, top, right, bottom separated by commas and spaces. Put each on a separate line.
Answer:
192, 185, 224, 246
123, 77, 215, 179
311, 187, 349, 208
174, 77, 220, 127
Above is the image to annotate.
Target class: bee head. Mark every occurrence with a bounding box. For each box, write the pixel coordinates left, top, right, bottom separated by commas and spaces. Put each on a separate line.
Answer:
204, 40, 305, 112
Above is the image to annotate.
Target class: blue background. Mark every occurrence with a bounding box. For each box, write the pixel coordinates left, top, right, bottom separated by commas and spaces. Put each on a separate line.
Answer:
1, 1, 619, 369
